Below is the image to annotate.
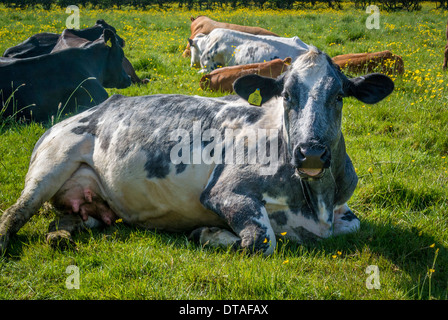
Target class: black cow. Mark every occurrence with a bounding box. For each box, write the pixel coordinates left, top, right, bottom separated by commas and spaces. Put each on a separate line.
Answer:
0, 29, 131, 123
51, 29, 148, 84
3, 20, 124, 58
3, 20, 146, 84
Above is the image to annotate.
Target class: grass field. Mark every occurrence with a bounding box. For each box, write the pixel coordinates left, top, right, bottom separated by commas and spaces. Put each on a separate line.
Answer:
0, 3, 447, 300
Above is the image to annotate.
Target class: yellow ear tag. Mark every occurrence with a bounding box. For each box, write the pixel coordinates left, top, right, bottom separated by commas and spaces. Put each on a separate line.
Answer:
248, 88, 262, 106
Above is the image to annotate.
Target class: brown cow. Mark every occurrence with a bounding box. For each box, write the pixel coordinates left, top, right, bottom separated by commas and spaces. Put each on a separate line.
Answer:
200, 57, 291, 93
332, 50, 404, 75
183, 15, 279, 58
443, 19, 448, 70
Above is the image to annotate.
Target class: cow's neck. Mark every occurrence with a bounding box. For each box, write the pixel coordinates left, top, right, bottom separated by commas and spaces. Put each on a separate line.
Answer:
76, 46, 107, 84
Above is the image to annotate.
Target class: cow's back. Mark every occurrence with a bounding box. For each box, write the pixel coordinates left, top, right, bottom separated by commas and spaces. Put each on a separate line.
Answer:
332, 50, 404, 75
199, 29, 308, 68
183, 15, 279, 57
191, 15, 279, 39
3, 33, 59, 58
51, 29, 92, 53
200, 58, 291, 92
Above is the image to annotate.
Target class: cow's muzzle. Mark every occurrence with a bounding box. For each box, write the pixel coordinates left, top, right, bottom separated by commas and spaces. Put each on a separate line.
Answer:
293, 144, 331, 179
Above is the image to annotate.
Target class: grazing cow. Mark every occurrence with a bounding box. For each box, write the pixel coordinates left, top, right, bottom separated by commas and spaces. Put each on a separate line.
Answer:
3, 20, 147, 84
0, 29, 131, 123
0, 47, 394, 256
189, 28, 308, 72
183, 15, 279, 58
200, 57, 291, 92
332, 51, 404, 75
443, 19, 448, 70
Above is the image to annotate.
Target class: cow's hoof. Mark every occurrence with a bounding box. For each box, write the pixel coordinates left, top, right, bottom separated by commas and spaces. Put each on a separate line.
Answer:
189, 227, 240, 249
333, 210, 360, 235
46, 230, 76, 250
188, 227, 214, 243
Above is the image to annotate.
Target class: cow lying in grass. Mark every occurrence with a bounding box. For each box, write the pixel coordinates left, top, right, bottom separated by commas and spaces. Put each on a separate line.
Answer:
0, 46, 394, 256
183, 15, 279, 58
189, 28, 308, 72
3, 19, 146, 84
332, 50, 404, 75
0, 30, 131, 122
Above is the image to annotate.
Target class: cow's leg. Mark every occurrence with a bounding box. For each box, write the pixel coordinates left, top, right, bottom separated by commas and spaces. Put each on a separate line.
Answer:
0, 164, 79, 254
191, 201, 276, 256
0, 136, 93, 254
197, 175, 276, 255
333, 203, 360, 235
46, 213, 102, 249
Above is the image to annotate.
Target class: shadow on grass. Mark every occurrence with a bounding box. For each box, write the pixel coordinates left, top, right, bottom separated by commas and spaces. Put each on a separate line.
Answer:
3, 213, 447, 299
280, 219, 448, 299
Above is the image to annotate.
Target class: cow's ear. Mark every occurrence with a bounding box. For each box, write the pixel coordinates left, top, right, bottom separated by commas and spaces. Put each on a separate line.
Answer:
103, 29, 116, 48
233, 74, 283, 106
344, 73, 394, 104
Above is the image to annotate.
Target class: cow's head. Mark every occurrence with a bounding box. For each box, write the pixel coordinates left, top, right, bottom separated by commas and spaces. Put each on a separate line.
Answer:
234, 46, 394, 180
95, 19, 125, 48
98, 29, 131, 89
188, 34, 206, 68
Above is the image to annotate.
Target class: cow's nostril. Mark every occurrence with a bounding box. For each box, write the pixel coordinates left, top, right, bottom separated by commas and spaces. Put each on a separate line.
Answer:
295, 145, 330, 169
300, 147, 326, 160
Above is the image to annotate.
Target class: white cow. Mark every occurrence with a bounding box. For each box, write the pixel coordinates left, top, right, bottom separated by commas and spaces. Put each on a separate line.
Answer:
188, 28, 309, 73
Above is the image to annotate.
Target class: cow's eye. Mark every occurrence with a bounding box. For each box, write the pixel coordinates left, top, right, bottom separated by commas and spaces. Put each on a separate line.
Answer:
283, 92, 291, 103
336, 94, 343, 103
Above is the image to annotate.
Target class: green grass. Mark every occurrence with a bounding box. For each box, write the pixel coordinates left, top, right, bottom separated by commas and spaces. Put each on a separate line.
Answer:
1, 3, 448, 300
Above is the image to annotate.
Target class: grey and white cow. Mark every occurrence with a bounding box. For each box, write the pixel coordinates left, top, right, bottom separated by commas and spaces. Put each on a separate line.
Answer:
189, 28, 309, 73
0, 47, 394, 255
